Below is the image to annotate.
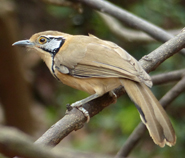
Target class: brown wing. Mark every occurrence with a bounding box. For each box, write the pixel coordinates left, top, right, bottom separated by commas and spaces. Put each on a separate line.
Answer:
54, 35, 152, 87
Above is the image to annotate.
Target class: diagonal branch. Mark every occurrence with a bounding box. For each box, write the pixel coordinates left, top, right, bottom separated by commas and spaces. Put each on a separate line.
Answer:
97, 12, 180, 44
0, 127, 114, 158
152, 69, 185, 85
116, 75, 185, 157
68, 0, 185, 55
139, 29, 185, 72
35, 29, 185, 147
97, 12, 154, 43
0, 127, 63, 158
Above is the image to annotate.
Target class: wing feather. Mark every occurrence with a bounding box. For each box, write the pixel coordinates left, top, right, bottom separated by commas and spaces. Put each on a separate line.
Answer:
54, 35, 152, 87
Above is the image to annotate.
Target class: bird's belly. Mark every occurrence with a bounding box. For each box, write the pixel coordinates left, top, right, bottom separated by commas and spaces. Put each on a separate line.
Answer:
55, 70, 121, 95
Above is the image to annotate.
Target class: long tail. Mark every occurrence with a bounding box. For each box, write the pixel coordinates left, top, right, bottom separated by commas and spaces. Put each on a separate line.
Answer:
120, 79, 176, 147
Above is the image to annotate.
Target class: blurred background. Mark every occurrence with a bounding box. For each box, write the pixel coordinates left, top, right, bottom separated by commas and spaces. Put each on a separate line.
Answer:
0, 0, 185, 157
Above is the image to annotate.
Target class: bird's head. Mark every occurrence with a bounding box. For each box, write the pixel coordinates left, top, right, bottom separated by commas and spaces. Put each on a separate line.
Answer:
12, 31, 70, 56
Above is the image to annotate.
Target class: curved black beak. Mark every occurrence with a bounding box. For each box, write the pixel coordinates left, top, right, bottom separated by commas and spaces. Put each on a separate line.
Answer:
12, 40, 34, 47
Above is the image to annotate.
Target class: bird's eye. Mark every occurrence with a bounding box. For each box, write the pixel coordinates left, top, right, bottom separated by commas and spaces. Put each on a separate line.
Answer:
38, 37, 47, 44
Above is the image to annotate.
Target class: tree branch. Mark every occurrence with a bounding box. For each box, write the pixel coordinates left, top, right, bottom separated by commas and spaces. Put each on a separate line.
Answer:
139, 29, 185, 72
35, 90, 124, 146
152, 69, 185, 85
2, 0, 184, 157
67, 0, 185, 55
0, 127, 114, 158
97, 11, 154, 43
44, 0, 183, 46
0, 127, 63, 158
34, 29, 185, 147
97, 12, 180, 44
21, 0, 185, 155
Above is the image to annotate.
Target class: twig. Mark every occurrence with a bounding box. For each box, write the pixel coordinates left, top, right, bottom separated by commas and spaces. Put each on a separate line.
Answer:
68, 0, 185, 56
44, 0, 182, 45
32, 0, 185, 155
116, 75, 185, 157
97, 12, 155, 43
34, 29, 185, 147
160, 76, 185, 107
139, 29, 185, 72
43, 0, 182, 44
0, 127, 114, 158
34, 69, 185, 147
115, 123, 146, 158
35, 90, 124, 146
0, 127, 63, 158
152, 69, 185, 85
98, 12, 181, 44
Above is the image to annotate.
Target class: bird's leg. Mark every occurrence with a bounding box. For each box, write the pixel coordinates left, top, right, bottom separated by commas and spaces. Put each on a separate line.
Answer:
70, 94, 101, 122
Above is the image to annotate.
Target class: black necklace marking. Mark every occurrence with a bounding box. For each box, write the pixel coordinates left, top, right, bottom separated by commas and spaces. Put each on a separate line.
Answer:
50, 54, 60, 81
40, 36, 65, 80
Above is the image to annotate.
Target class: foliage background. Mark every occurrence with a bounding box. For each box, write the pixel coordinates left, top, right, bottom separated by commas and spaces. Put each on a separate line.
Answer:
0, 0, 185, 157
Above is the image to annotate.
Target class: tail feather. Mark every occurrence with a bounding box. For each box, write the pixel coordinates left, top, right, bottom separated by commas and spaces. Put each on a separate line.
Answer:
120, 79, 176, 147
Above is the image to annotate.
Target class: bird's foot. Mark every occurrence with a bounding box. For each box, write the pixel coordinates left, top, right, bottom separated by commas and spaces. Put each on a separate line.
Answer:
109, 91, 117, 104
70, 101, 90, 123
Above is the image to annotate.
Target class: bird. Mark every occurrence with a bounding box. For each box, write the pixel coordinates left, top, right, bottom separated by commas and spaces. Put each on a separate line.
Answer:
13, 30, 176, 147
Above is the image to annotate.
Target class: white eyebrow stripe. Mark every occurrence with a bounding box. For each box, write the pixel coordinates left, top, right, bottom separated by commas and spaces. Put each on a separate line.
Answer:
44, 35, 65, 39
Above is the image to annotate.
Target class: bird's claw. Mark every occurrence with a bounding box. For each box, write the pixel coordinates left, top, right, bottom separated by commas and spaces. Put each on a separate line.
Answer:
78, 107, 90, 123
70, 102, 90, 123
66, 103, 73, 111
109, 91, 117, 104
